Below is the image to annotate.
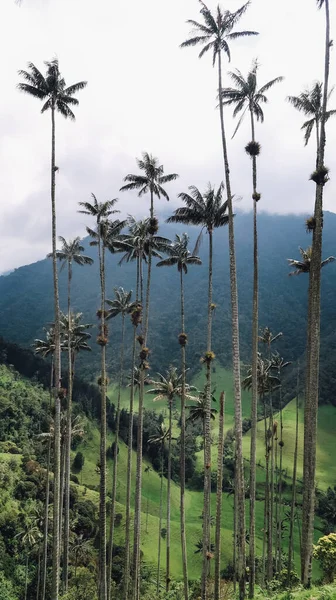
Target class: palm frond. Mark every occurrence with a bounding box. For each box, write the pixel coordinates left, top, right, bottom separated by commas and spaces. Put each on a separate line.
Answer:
64, 81, 88, 95
258, 76, 284, 94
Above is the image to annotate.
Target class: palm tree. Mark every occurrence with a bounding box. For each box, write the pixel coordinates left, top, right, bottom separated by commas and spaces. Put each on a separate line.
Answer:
78, 195, 124, 600
147, 366, 196, 592
287, 246, 335, 276
167, 183, 228, 594
148, 424, 171, 595
287, 83, 336, 152
52, 238, 93, 592
300, 0, 331, 586
105, 287, 135, 600
221, 61, 283, 596
181, 7, 257, 597
214, 392, 225, 600
18, 59, 86, 600
118, 217, 167, 600
16, 518, 42, 600
157, 232, 201, 599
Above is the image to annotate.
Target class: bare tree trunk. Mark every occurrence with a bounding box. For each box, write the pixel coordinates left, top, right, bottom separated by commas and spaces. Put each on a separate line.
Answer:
99, 238, 107, 600
124, 258, 140, 600
157, 447, 164, 595
51, 101, 61, 600
166, 399, 172, 592
267, 397, 274, 583
262, 397, 268, 587
180, 268, 189, 600
249, 108, 258, 599
64, 263, 73, 592
214, 392, 225, 600
218, 50, 245, 600
288, 366, 300, 586
302, 0, 330, 586
201, 229, 213, 600
277, 382, 284, 573
42, 361, 53, 600
107, 314, 126, 600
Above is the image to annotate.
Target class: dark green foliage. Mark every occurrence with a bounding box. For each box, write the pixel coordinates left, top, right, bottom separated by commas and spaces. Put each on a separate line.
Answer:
317, 486, 336, 533
73, 451, 85, 471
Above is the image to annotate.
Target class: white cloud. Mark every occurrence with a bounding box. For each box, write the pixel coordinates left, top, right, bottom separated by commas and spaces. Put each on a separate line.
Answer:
0, 0, 335, 272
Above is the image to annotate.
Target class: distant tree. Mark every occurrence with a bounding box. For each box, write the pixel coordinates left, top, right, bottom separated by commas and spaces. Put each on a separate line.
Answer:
313, 533, 336, 583
78, 195, 125, 599
18, 58, 87, 600
73, 452, 85, 471
181, 5, 258, 595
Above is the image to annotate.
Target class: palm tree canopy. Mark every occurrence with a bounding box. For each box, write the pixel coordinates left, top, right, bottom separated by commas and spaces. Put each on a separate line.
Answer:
167, 184, 229, 238
120, 152, 178, 201
181, 2, 258, 66
147, 366, 197, 405
156, 233, 202, 273
60, 312, 92, 353
49, 236, 94, 270
33, 326, 56, 357
17, 59, 87, 120
287, 246, 335, 275
148, 422, 171, 447
221, 61, 283, 135
287, 83, 336, 145
187, 386, 218, 425
118, 217, 171, 264
242, 352, 280, 396
106, 287, 136, 319
127, 366, 151, 393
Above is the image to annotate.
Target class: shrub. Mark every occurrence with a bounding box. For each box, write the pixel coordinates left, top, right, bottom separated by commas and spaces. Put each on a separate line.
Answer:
314, 533, 336, 583
73, 451, 85, 472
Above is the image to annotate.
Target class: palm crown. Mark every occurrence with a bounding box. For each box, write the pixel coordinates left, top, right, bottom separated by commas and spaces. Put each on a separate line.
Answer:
287, 246, 335, 276
167, 184, 229, 234
106, 288, 136, 320
120, 152, 179, 216
242, 352, 280, 396
147, 366, 197, 406
60, 312, 92, 354
287, 83, 336, 146
118, 217, 171, 265
52, 236, 94, 271
33, 326, 56, 358
79, 195, 126, 249
156, 233, 202, 273
221, 62, 283, 136
17, 59, 87, 120
181, 1, 257, 66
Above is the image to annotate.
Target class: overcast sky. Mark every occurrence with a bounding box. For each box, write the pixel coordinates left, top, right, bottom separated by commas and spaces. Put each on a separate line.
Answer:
0, 0, 335, 273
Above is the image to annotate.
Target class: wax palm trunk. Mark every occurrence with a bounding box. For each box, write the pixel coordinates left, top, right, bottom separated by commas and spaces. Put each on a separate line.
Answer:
51, 101, 62, 600
133, 197, 153, 599
166, 399, 173, 592
157, 444, 164, 594
214, 392, 225, 600
64, 263, 73, 592
42, 361, 53, 600
179, 268, 189, 600
98, 237, 107, 600
201, 229, 213, 599
249, 107, 259, 599
107, 314, 125, 600
124, 257, 140, 600
218, 50, 245, 600
288, 367, 300, 585
302, 0, 330, 585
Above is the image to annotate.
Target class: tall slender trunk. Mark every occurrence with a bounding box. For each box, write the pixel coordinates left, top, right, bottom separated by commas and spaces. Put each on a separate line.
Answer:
277, 381, 284, 573
64, 264, 73, 592
180, 268, 189, 600
59, 436, 66, 570
107, 314, 125, 600
262, 397, 268, 587
133, 206, 153, 599
214, 392, 225, 600
42, 360, 54, 600
25, 553, 29, 600
37, 546, 41, 600
218, 50, 245, 600
51, 101, 61, 600
288, 366, 300, 586
249, 108, 258, 599
124, 258, 140, 600
201, 229, 213, 600
166, 399, 172, 592
157, 445, 164, 595
99, 236, 107, 600
301, 0, 330, 586
267, 397, 274, 582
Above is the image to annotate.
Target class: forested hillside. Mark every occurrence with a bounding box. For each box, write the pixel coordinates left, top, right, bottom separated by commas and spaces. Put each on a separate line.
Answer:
1, 211, 336, 401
